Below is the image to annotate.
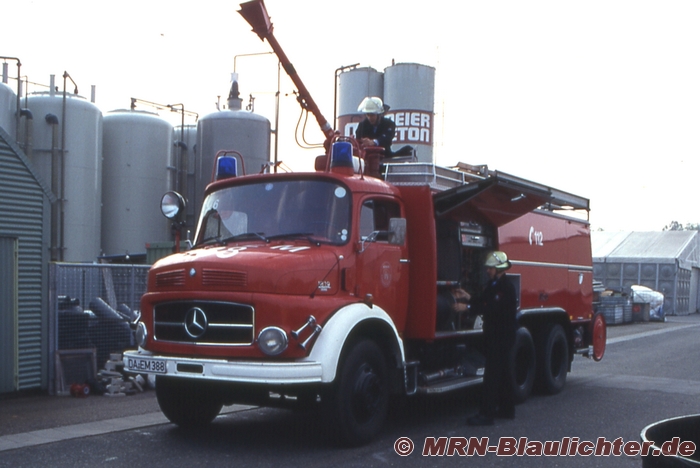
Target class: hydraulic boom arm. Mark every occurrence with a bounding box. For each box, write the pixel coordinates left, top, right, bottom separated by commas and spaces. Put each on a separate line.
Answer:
238, 0, 335, 141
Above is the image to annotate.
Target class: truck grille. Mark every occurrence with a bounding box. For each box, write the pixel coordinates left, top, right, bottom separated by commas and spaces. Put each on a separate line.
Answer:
153, 301, 254, 345
202, 269, 248, 288
155, 269, 186, 288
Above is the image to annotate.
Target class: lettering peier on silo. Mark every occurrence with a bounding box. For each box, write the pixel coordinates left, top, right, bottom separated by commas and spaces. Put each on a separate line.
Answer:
383, 62, 435, 163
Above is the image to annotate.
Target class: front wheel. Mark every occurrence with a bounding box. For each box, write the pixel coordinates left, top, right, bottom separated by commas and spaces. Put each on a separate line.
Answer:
156, 376, 223, 428
324, 340, 389, 447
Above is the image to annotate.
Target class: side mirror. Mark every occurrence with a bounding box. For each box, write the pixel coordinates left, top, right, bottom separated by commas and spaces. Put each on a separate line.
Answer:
358, 218, 407, 253
388, 218, 406, 245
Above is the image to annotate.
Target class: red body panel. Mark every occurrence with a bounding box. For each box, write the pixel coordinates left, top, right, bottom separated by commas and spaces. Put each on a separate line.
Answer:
499, 211, 593, 321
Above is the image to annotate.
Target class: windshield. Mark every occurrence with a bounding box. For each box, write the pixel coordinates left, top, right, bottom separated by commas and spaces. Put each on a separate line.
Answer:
195, 179, 351, 246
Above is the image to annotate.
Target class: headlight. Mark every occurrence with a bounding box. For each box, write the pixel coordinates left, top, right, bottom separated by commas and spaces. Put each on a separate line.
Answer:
135, 322, 148, 347
257, 327, 288, 356
161, 191, 186, 219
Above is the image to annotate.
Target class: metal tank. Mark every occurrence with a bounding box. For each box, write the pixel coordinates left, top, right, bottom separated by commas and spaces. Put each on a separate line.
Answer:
0, 82, 16, 138
383, 63, 436, 163
102, 110, 174, 257
195, 79, 271, 218
172, 123, 198, 229
25, 90, 103, 262
337, 67, 383, 138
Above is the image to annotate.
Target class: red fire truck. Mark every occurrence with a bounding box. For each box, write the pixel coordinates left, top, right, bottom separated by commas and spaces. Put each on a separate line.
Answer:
123, 0, 606, 446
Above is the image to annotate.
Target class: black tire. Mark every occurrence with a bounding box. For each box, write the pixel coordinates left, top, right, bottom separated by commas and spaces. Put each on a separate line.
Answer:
511, 327, 536, 404
156, 376, 223, 428
537, 324, 569, 395
325, 340, 389, 447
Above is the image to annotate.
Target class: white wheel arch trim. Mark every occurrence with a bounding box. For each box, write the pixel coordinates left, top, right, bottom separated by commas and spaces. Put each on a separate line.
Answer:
304, 302, 405, 383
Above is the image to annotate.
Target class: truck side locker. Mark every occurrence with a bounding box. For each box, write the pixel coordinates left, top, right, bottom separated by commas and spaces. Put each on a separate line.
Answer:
431, 175, 555, 400
435, 219, 462, 331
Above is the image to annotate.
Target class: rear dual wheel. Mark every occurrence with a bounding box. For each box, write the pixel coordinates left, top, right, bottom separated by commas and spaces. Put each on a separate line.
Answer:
511, 326, 536, 403
537, 324, 569, 395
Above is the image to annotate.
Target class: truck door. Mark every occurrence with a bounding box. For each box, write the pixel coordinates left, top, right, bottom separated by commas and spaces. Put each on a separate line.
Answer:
355, 197, 409, 328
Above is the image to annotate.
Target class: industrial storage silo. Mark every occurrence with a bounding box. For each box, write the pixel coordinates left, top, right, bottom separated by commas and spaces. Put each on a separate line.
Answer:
0, 82, 16, 138
383, 63, 435, 163
195, 79, 271, 218
337, 67, 383, 138
102, 110, 174, 257
172, 124, 198, 229
25, 89, 103, 262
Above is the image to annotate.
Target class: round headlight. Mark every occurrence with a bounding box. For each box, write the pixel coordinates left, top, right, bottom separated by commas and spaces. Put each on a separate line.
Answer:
135, 322, 148, 347
161, 191, 186, 219
257, 327, 288, 356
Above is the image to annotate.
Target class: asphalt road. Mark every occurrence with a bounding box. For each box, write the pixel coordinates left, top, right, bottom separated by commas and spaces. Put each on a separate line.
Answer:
1, 315, 699, 467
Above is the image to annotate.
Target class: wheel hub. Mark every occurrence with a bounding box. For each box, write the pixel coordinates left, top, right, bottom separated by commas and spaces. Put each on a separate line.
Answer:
352, 364, 381, 421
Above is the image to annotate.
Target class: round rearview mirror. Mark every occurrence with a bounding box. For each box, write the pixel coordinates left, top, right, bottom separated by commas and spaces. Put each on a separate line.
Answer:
161, 191, 186, 219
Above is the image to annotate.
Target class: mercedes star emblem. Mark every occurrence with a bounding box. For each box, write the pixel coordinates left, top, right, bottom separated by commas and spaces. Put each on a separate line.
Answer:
184, 307, 208, 338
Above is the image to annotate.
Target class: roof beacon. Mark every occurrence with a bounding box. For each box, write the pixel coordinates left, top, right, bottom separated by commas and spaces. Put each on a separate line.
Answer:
330, 141, 354, 175
215, 155, 238, 180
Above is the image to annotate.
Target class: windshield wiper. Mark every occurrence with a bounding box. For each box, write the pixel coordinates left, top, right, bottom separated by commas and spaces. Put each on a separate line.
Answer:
220, 232, 269, 244
266, 232, 314, 239
266, 232, 317, 243
196, 236, 224, 247
195, 232, 268, 247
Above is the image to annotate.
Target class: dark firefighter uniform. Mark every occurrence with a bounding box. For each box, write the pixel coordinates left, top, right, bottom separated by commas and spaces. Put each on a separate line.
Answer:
468, 251, 517, 426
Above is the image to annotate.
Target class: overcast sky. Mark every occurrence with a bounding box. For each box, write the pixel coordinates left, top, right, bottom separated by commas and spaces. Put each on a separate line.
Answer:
2, 0, 699, 232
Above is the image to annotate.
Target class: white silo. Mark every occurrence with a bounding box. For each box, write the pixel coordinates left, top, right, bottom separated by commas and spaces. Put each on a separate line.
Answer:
172, 123, 198, 229
337, 67, 383, 137
195, 78, 271, 217
0, 82, 16, 138
383, 63, 436, 163
102, 110, 174, 256
25, 90, 103, 262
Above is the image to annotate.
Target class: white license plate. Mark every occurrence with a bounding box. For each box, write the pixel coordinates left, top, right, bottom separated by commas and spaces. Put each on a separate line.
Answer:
126, 357, 167, 374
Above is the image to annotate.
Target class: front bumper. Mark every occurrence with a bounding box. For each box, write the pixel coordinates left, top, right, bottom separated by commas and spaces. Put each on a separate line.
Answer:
123, 350, 323, 385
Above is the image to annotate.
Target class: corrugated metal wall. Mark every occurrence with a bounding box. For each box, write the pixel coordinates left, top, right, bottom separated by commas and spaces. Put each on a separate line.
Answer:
592, 232, 700, 316
0, 127, 51, 392
0, 237, 18, 393
593, 261, 691, 316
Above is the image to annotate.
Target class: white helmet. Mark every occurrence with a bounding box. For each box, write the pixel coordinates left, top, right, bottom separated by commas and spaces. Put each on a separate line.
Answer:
357, 96, 384, 114
485, 251, 511, 270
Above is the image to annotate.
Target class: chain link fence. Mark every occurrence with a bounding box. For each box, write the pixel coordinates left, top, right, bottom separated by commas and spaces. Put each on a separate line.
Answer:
49, 263, 150, 394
